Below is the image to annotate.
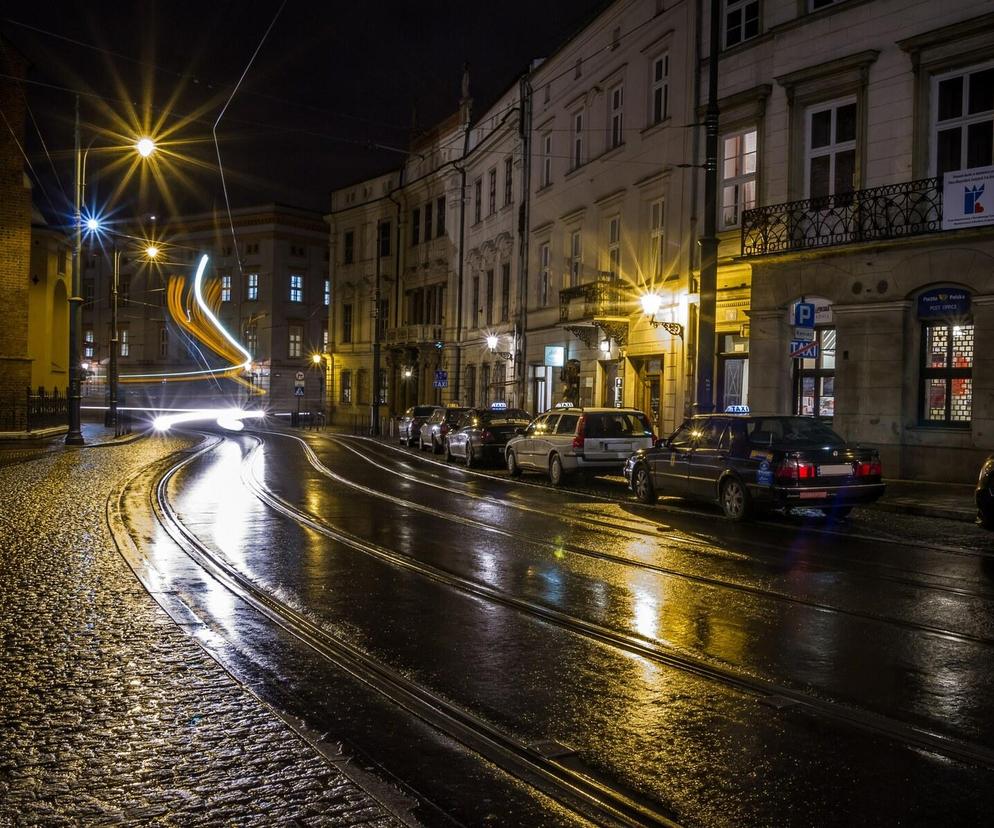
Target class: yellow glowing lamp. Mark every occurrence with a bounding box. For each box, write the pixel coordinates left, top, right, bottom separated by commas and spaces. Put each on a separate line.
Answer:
136, 137, 156, 158
311, 353, 322, 365
145, 245, 159, 259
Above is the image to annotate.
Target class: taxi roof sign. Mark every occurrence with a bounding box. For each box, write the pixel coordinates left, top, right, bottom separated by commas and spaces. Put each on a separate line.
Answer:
490, 401, 508, 410
554, 401, 575, 409
724, 404, 751, 414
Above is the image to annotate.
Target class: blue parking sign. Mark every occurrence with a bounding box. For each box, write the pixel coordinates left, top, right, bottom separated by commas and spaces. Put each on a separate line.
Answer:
794, 302, 815, 328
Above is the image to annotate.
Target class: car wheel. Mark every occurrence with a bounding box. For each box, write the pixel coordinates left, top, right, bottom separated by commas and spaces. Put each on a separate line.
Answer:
548, 454, 566, 486
444, 439, 453, 462
720, 477, 750, 521
507, 451, 521, 477
466, 444, 476, 467
633, 465, 657, 504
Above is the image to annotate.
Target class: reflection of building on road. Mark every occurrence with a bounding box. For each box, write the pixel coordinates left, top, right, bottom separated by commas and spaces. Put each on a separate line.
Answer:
80, 204, 328, 412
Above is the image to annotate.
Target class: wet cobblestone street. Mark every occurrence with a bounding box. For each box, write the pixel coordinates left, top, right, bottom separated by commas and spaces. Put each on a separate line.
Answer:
0, 435, 399, 827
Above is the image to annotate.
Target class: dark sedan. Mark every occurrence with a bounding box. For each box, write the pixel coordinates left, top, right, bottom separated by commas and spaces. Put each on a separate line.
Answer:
977, 455, 994, 529
419, 406, 470, 453
624, 413, 886, 521
444, 405, 532, 467
398, 405, 440, 446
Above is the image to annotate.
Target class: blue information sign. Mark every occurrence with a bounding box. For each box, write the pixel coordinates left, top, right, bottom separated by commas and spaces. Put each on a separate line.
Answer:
917, 289, 970, 319
794, 302, 816, 328
433, 370, 448, 389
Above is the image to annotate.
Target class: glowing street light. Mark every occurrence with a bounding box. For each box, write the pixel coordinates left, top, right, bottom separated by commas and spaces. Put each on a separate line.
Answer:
145, 245, 159, 259
86, 217, 101, 232
136, 137, 156, 157
640, 292, 663, 317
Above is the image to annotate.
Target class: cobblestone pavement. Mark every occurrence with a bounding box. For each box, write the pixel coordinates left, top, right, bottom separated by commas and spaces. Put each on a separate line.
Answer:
0, 436, 402, 827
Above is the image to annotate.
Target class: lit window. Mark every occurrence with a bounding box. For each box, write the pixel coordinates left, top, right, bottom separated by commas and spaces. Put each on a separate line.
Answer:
288, 324, 303, 358
324, 278, 330, 306
289, 274, 303, 302
221, 274, 232, 302
119, 327, 129, 357
340, 370, 352, 404
568, 230, 582, 288
721, 128, 757, 229
84, 329, 95, 359
247, 273, 259, 301
922, 321, 973, 425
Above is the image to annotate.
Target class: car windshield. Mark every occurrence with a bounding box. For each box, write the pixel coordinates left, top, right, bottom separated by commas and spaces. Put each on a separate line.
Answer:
480, 409, 531, 425
746, 417, 845, 446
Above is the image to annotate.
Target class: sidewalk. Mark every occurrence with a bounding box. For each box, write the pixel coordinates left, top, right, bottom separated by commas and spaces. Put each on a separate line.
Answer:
0, 429, 401, 825
873, 477, 978, 523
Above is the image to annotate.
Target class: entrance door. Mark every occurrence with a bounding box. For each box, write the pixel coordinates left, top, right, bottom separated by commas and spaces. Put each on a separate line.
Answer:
636, 358, 663, 435
600, 360, 618, 407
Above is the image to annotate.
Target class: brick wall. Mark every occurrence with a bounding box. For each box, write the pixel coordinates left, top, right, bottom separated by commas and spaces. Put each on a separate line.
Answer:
0, 39, 32, 402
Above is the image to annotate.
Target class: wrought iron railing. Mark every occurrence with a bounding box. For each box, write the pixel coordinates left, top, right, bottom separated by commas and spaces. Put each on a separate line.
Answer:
559, 279, 625, 323
0, 387, 69, 432
384, 323, 444, 346
741, 177, 943, 257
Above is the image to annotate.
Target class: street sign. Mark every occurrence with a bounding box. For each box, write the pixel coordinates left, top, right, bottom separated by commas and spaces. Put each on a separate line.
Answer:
794, 302, 815, 328
294, 386, 305, 396
295, 371, 305, 381
793, 326, 815, 341
433, 370, 448, 389
790, 340, 819, 359
294, 379, 305, 389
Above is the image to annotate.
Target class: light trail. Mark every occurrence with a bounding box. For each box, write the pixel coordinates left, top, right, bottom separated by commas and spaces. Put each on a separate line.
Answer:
152, 406, 265, 433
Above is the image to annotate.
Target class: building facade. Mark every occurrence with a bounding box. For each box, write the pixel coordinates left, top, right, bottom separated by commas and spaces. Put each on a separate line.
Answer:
714, 0, 994, 480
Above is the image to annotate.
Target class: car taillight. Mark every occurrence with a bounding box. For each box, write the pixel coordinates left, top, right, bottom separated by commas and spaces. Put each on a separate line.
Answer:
855, 459, 882, 477
776, 458, 816, 481
572, 415, 586, 451
481, 429, 494, 443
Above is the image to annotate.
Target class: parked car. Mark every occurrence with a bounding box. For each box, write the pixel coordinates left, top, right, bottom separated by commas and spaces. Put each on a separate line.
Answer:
398, 405, 440, 446
445, 404, 533, 467
624, 412, 885, 521
505, 406, 655, 486
977, 455, 994, 529
419, 406, 470, 453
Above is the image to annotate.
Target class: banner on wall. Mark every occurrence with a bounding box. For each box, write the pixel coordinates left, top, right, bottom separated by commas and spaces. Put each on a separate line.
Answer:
942, 165, 994, 230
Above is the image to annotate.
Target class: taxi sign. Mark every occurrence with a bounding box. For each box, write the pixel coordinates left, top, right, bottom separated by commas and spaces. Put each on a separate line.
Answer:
724, 404, 750, 414
554, 401, 575, 409
490, 401, 508, 410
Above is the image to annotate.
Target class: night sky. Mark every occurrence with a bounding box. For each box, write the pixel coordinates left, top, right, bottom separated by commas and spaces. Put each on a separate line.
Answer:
2, 1, 608, 222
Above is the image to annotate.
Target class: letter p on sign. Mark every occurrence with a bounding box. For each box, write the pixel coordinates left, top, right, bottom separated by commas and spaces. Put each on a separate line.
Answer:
794, 302, 815, 328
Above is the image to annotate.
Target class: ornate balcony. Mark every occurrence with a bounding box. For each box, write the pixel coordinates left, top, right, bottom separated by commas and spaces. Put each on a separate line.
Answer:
384, 323, 444, 347
559, 278, 629, 347
741, 177, 943, 257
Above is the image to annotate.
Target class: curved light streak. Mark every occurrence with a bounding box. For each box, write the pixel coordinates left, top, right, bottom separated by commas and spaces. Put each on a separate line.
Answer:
122, 254, 253, 381
153, 407, 265, 432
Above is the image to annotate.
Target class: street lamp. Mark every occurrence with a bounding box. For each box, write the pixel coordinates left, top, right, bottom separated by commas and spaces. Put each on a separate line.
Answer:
486, 334, 513, 360
641, 292, 684, 338
67, 107, 158, 444
310, 352, 330, 416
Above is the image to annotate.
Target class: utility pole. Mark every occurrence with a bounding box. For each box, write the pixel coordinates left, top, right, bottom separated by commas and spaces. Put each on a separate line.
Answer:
106, 249, 120, 427
696, 0, 721, 414
66, 96, 84, 444
371, 218, 382, 435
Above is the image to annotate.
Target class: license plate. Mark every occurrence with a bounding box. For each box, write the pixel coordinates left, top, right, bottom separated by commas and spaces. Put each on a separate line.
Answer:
799, 490, 827, 499
604, 442, 632, 452
818, 464, 852, 476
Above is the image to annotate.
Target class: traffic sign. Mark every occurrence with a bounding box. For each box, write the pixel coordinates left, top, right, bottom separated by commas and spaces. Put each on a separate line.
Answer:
433, 370, 448, 389
794, 302, 816, 328
790, 340, 819, 359
294, 386, 305, 396
792, 326, 815, 342
295, 371, 305, 381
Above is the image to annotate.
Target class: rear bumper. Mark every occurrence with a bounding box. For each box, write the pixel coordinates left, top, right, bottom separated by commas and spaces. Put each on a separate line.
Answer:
751, 481, 886, 508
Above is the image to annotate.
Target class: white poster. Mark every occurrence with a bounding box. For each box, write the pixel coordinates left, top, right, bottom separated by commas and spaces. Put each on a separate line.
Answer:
942, 165, 994, 230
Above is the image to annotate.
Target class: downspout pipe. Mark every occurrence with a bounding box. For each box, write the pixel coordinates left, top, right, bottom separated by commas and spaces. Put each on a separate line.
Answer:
516, 75, 533, 411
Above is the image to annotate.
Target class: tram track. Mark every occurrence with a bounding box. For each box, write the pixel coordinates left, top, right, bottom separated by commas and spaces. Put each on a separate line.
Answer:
223, 431, 994, 771
117, 432, 681, 828
258, 429, 994, 649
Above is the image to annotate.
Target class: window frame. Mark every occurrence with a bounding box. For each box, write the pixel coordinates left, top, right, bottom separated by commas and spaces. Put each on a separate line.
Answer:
488, 167, 497, 215
609, 84, 625, 149
539, 242, 551, 306
920, 319, 974, 427
474, 178, 483, 223
929, 60, 994, 177
649, 199, 665, 279
723, 0, 760, 50
541, 133, 553, 187
342, 303, 353, 343
804, 96, 858, 200
503, 157, 513, 205
720, 127, 758, 230
570, 109, 584, 169
650, 53, 669, 126
220, 273, 232, 302
289, 273, 304, 303
568, 230, 582, 288
246, 272, 259, 301
607, 216, 621, 281
288, 324, 304, 359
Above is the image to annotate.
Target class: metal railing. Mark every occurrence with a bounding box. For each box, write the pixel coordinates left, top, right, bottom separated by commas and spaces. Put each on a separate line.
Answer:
741, 177, 943, 257
559, 279, 625, 323
384, 323, 444, 346
0, 387, 70, 432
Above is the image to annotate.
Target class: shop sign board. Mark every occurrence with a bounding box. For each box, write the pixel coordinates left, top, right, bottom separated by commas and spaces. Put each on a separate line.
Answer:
917, 289, 970, 319
544, 346, 565, 367
942, 165, 994, 230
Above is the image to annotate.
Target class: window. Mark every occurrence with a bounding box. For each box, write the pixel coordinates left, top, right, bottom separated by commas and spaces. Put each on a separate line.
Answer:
221, 274, 232, 302
609, 85, 624, 149
481, 363, 492, 405
411, 208, 421, 245
244, 324, 257, 355
159, 326, 169, 358
717, 334, 749, 411
472, 275, 480, 328
539, 243, 551, 306
794, 328, 836, 418
724, 0, 759, 48
500, 263, 510, 322
324, 278, 330, 306
120, 275, 130, 304
247, 273, 259, 301
649, 199, 665, 279
933, 63, 994, 176
289, 244, 304, 257
84, 279, 94, 303
541, 133, 552, 187
474, 178, 483, 223
806, 98, 857, 199
378, 221, 391, 257
436, 196, 446, 236
922, 322, 973, 425
322, 325, 329, 352
721, 128, 758, 229
651, 54, 669, 125
246, 242, 259, 255
571, 110, 584, 169
343, 230, 355, 264
84, 329, 94, 359
289, 274, 303, 302
503, 158, 513, 205
607, 217, 621, 281
119, 326, 129, 357
342, 304, 353, 343
488, 168, 497, 215
568, 230, 582, 287
340, 370, 352, 404
486, 269, 494, 326
288, 324, 303, 358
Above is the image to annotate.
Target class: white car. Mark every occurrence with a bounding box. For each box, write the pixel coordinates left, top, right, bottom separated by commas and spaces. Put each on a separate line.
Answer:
505, 407, 655, 486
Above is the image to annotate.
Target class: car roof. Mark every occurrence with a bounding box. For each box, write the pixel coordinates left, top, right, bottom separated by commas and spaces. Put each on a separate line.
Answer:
546, 407, 646, 414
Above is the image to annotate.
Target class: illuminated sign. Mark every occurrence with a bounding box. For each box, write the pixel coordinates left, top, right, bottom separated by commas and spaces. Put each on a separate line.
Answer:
545, 346, 565, 367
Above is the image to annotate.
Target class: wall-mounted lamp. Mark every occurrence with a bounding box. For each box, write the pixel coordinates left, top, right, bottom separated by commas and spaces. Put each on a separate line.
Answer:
640, 292, 684, 338
486, 334, 513, 360
599, 338, 612, 353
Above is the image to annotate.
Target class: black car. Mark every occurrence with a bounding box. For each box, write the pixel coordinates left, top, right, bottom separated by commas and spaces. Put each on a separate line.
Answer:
444, 405, 532, 467
398, 405, 440, 446
624, 413, 886, 521
977, 455, 994, 529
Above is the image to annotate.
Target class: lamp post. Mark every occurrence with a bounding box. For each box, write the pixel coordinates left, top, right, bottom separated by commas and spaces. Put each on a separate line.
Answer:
311, 352, 328, 414
106, 247, 121, 427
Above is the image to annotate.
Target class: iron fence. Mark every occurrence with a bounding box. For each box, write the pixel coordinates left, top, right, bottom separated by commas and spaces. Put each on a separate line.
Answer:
741, 177, 943, 257
559, 279, 626, 323
0, 387, 69, 432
